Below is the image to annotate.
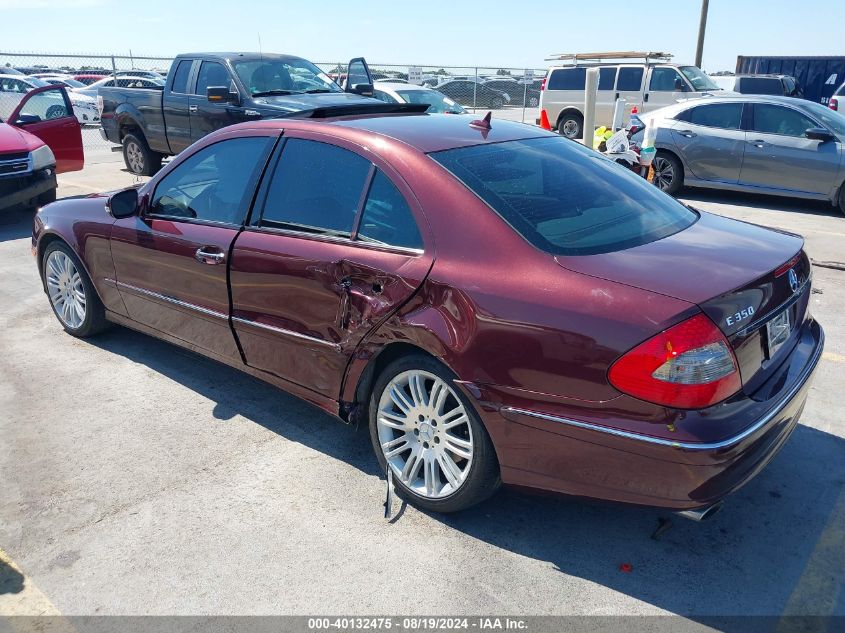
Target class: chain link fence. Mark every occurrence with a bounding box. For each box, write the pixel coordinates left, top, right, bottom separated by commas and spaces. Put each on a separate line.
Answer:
1, 52, 547, 155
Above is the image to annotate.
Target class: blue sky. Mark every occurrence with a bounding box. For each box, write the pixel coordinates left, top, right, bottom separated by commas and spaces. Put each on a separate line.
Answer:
0, 0, 842, 73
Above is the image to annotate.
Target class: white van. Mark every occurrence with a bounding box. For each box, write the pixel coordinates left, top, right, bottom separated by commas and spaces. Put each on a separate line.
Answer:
538, 52, 726, 138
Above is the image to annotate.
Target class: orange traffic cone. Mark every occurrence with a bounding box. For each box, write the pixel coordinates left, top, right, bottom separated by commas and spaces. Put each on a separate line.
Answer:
539, 109, 551, 130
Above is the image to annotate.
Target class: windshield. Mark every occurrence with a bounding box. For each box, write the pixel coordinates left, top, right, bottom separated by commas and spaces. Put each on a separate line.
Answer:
395, 88, 464, 114
430, 136, 697, 256
233, 58, 342, 96
680, 66, 720, 91
802, 100, 845, 136
26, 77, 50, 89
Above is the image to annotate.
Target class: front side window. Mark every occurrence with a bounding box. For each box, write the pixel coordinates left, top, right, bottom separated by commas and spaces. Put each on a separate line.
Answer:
616, 67, 644, 91
650, 67, 684, 92
358, 171, 423, 250
681, 103, 743, 130
195, 61, 231, 96
751, 104, 816, 137
260, 139, 370, 236
149, 137, 273, 224
430, 136, 697, 256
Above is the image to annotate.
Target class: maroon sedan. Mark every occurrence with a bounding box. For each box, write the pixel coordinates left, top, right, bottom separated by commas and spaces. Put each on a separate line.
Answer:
32, 110, 824, 516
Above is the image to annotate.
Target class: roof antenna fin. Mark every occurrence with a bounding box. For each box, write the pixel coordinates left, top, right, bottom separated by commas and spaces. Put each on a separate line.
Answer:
470, 111, 492, 130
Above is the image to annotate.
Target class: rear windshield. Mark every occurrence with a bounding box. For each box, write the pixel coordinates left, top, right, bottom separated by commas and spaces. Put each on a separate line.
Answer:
430, 136, 697, 256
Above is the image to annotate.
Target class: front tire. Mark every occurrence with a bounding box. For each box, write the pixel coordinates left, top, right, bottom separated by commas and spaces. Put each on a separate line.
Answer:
369, 354, 500, 513
491, 96, 504, 110
42, 242, 109, 338
653, 151, 684, 195
122, 133, 162, 176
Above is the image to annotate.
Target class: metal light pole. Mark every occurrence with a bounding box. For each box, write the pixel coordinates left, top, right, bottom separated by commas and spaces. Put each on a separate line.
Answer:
695, 0, 710, 68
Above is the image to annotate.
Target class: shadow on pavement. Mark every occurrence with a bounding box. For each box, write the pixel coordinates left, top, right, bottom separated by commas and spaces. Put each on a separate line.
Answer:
89, 325, 845, 621
0, 207, 35, 243
681, 188, 841, 219
0, 558, 25, 595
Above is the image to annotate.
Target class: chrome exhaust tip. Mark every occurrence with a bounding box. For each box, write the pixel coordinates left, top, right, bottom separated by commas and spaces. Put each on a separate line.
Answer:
676, 500, 724, 522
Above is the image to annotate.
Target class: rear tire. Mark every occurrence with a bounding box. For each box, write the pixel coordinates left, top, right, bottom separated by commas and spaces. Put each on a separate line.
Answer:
42, 241, 110, 338
838, 183, 845, 216
558, 112, 583, 139
122, 133, 162, 176
368, 353, 500, 513
653, 151, 684, 196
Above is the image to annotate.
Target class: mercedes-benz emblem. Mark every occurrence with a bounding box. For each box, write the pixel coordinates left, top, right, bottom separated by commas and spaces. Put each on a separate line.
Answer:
788, 268, 799, 293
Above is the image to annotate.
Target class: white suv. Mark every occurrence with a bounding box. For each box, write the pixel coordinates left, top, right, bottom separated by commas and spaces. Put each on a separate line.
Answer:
538, 55, 726, 138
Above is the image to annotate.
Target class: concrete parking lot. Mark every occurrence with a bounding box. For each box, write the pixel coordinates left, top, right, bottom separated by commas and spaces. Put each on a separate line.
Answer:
1, 141, 844, 623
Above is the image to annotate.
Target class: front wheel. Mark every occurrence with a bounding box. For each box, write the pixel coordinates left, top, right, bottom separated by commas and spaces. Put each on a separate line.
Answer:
491, 96, 504, 110
369, 354, 500, 513
42, 242, 109, 338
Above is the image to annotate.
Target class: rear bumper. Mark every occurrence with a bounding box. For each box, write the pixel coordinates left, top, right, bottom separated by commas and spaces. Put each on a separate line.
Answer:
0, 170, 56, 212
472, 319, 824, 510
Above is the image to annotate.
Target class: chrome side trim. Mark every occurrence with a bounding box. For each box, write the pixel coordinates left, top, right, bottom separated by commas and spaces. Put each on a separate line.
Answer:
502, 332, 824, 451
231, 316, 339, 350
115, 280, 228, 321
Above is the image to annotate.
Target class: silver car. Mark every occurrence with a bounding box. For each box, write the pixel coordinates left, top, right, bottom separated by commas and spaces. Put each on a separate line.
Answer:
641, 95, 845, 214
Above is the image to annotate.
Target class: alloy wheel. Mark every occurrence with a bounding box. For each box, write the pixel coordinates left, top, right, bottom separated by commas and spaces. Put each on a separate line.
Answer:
653, 156, 676, 191
126, 141, 144, 174
376, 370, 474, 499
561, 119, 580, 139
45, 250, 86, 329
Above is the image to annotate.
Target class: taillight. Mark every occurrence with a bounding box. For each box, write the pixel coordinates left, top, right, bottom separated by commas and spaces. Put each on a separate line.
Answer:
830, 97, 839, 111
540, 77, 546, 91
608, 313, 741, 409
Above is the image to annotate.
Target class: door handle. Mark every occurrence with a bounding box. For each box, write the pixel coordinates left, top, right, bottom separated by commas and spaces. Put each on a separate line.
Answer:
644, 93, 649, 102
748, 140, 768, 148
679, 130, 697, 138
195, 248, 225, 265
189, 105, 198, 113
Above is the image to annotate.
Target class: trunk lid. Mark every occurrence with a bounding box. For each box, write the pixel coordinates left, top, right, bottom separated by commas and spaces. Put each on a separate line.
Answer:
555, 211, 811, 391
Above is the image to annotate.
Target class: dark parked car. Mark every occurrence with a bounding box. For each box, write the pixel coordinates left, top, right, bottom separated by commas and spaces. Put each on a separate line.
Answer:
33, 111, 823, 516
635, 96, 845, 214
99, 52, 379, 175
435, 80, 510, 109
483, 78, 541, 107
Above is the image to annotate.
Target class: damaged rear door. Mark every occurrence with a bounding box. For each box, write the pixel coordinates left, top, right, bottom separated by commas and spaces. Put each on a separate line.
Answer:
229, 132, 433, 398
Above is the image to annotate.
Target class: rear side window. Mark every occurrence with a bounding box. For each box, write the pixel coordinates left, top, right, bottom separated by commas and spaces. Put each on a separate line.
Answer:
737, 77, 782, 95
598, 67, 617, 90
358, 171, 423, 250
170, 59, 193, 94
547, 68, 585, 91
680, 103, 743, 129
260, 139, 370, 235
616, 67, 644, 91
430, 136, 697, 256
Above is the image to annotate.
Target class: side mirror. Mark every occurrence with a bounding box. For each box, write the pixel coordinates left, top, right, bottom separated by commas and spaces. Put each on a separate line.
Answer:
15, 113, 41, 126
108, 187, 139, 219
349, 83, 374, 97
674, 78, 689, 92
206, 86, 239, 105
805, 127, 834, 142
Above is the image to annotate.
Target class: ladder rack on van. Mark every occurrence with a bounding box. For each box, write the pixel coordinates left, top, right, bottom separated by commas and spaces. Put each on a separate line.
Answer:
545, 51, 674, 65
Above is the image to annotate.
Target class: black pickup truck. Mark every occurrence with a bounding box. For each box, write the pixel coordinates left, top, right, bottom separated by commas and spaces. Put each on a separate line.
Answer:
99, 52, 377, 175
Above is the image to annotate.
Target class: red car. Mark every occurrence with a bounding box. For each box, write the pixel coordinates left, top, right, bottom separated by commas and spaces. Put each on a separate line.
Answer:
1, 85, 83, 213
31, 108, 823, 517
